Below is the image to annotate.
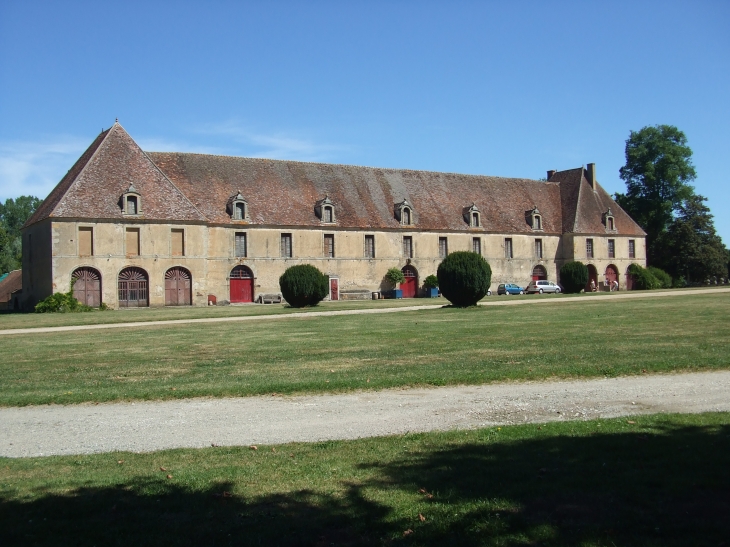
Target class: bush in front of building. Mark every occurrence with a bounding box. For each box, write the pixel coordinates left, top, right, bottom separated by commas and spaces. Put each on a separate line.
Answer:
437, 251, 492, 307
279, 264, 329, 308
35, 291, 91, 313
628, 263, 662, 290
647, 266, 672, 289
559, 261, 589, 294
423, 275, 439, 289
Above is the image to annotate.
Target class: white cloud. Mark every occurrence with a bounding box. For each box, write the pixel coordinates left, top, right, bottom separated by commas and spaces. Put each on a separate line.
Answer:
0, 137, 89, 201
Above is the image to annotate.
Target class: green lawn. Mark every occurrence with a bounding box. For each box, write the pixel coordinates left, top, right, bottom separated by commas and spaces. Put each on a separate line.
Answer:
1, 412, 728, 546
1, 292, 728, 406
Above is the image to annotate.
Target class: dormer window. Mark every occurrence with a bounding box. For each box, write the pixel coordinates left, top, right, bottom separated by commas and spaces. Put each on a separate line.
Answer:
121, 184, 142, 216
463, 203, 481, 227
526, 207, 542, 231
315, 196, 336, 224
395, 199, 415, 226
227, 192, 249, 221
603, 208, 616, 231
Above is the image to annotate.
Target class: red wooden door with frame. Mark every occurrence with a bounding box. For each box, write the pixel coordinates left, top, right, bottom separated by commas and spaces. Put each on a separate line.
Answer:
230, 266, 253, 303
401, 266, 418, 298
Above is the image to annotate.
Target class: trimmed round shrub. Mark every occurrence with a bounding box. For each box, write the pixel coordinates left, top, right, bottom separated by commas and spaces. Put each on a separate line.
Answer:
628, 263, 661, 290
279, 264, 329, 308
384, 267, 405, 287
647, 266, 672, 289
559, 261, 589, 294
436, 251, 492, 307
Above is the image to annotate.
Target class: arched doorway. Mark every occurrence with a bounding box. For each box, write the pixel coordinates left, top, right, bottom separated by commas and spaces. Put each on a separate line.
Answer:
586, 264, 598, 292
72, 267, 102, 307
230, 265, 254, 303
401, 265, 418, 298
165, 267, 192, 306
605, 264, 619, 291
118, 267, 149, 307
531, 265, 547, 281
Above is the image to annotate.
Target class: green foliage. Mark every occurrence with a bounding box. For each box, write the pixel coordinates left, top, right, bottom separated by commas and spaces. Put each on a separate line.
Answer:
423, 274, 439, 289
559, 261, 588, 294
627, 263, 661, 291
35, 282, 94, 313
614, 125, 696, 265
0, 195, 42, 274
436, 251, 491, 307
646, 266, 672, 289
384, 267, 406, 287
279, 264, 329, 308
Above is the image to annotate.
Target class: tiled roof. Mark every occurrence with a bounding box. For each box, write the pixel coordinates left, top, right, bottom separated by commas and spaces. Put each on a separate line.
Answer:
0, 269, 22, 304
26, 122, 645, 237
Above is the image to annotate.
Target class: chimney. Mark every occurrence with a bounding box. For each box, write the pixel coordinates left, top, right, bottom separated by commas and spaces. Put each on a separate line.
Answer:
586, 163, 596, 190
546, 170, 556, 180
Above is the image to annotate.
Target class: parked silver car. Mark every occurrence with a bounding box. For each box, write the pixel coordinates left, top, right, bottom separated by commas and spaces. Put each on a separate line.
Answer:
526, 280, 561, 294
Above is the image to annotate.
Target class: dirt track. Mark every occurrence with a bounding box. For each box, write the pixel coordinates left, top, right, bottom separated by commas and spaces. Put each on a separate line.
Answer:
2, 370, 729, 458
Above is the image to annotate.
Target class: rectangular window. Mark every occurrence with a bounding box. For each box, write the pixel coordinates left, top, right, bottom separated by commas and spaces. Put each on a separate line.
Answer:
126, 228, 140, 256
472, 237, 481, 255
403, 236, 413, 258
629, 239, 635, 259
535, 238, 543, 259
235, 232, 247, 257
280, 233, 292, 258
171, 229, 184, 256
505, 238, 513, 259
324, 234, 335, 258
586, 238, 594, 259
608, 239, 615, 259
439, 237, 448, 258
126, 195, 137, 215
78, 227, 93, 256
324, 207, 333, 223
364, 235, 375, 258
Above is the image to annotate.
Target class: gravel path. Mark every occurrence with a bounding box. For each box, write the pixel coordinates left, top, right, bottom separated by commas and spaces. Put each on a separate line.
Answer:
2, 370, 729, 458
2, 287, 727, 336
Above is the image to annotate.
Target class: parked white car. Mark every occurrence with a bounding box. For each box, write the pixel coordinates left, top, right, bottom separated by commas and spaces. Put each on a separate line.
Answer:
526, 280, 561, 294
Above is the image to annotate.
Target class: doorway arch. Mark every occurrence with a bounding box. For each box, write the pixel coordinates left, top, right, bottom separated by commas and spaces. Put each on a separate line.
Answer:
118, 267, 149, 307
605, 264, 619, 291
165, 267, 192, 306
586, 264, 598, 292
72, 267, 102, 307
531, 265, 547, 281
401, 265, 418, 298
230, 265, 254, 303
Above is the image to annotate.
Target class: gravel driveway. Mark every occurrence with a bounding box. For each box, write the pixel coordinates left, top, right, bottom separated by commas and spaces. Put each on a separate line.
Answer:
2, 370, 729, 458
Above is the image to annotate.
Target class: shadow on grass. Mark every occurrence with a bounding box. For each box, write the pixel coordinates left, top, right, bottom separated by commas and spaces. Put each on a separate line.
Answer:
2, 423, 729, 546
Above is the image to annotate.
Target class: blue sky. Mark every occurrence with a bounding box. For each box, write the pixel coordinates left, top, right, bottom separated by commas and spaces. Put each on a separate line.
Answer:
1, 1, 728, 244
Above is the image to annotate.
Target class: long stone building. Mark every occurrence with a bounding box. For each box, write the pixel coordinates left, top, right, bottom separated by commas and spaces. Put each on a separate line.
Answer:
20, 121, 646, 309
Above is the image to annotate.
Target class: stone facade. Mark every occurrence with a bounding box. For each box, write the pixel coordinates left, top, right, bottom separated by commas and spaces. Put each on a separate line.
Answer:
21, 122, 646, 309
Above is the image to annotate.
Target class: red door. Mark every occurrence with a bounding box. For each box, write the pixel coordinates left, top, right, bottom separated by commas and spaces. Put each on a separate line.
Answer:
605, 265, 619, 290
330, 278, 339, 300
401, 266, 417, 298
230, 266, 253, 303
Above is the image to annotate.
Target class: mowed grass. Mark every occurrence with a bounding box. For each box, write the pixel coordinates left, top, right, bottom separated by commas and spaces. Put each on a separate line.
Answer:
1, 293, 728, 406
2, 412, 729, 546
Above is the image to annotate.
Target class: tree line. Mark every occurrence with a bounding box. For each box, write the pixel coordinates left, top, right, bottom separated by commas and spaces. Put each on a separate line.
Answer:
0, 196, 41, 275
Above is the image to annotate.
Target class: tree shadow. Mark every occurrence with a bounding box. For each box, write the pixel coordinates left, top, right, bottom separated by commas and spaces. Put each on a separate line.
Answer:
1, 422, 729, 546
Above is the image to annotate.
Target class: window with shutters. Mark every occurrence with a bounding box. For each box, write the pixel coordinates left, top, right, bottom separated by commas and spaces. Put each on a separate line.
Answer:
629, 239, 636, 259
586, 238, 594, 259
171, 229, 185, 256
535, 238, 543, 259
472, 237, 481, 255
439, 237, 448, 258
78, 227, 93, 256
126, 228, 140, 256
504, 238, 513, 259
281, 233, 292, 258
364, 235, 375, 258
608, 239, 615, 259
324, 234, 335, 258
403, 236, 413, 258
235, 232, 247, 257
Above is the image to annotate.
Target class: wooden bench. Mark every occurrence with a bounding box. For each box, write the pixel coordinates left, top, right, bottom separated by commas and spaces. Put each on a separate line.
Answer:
257, 293, 282, 304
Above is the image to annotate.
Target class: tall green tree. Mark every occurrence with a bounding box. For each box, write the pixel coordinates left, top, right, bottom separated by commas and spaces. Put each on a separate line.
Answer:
614, 125, 696, 265
0, 196, 42, 274
659, 194, 728, 283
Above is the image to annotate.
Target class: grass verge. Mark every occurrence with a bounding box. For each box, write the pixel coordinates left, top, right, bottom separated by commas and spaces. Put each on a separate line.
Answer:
1, 293, 728, 406
1, 412, 728, 546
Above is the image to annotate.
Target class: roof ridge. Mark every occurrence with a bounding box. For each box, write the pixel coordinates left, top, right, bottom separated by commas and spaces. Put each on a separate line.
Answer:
145, 151, 554, 184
